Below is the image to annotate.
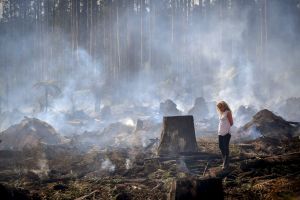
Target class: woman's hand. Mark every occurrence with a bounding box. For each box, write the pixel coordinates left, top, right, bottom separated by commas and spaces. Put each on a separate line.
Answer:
227, 111, 233, 126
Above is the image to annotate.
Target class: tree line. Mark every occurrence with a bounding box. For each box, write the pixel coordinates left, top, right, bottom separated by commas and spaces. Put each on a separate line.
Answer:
0, 0, 299, 110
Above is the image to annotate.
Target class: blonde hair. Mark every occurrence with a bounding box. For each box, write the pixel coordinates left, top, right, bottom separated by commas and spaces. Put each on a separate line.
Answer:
216, 101, 231, 114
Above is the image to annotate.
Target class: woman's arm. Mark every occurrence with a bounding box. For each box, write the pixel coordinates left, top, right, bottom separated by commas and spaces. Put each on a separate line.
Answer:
227, 111, 233, 126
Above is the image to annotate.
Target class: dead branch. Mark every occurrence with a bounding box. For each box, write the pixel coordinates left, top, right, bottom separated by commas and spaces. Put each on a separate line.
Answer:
202, 161, 209, 176
74, 190, 99, 200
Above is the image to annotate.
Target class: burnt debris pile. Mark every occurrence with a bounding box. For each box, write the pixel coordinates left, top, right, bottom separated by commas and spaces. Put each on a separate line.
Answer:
236, 109, 300, 156
0, 117, 64, 150
238, 109, 300, 141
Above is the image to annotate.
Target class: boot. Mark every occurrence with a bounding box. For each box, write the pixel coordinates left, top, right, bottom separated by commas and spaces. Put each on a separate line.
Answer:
223, 155, 229, 169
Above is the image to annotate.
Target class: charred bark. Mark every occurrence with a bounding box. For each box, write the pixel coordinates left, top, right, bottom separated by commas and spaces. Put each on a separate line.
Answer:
157, 116, 199, 156
168, 177, 224, 200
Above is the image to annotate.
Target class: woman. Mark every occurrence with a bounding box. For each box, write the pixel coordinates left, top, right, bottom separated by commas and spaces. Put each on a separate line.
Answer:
216, 101, 233, 169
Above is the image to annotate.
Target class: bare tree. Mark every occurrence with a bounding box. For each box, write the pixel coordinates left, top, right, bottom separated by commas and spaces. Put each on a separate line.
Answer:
33, 80, 61, 112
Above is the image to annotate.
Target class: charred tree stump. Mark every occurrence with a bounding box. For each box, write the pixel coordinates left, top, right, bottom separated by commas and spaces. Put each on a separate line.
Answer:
0, 184, 32, 200
168, 177, 224, 200
157, 116, 199, 156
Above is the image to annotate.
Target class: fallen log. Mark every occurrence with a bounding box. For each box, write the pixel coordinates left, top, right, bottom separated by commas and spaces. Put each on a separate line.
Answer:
150, 152, 220, 162
74, 190, 99, 200
237, 144, 255, 149
240, 152, 300, 170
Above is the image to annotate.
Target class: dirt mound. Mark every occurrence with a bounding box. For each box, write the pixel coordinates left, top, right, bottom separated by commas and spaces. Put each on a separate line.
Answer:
0, 117, 63, 150
238, 109, 298, 140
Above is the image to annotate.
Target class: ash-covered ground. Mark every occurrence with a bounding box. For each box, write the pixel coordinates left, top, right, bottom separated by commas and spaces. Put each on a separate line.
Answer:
1, 98, 300, 200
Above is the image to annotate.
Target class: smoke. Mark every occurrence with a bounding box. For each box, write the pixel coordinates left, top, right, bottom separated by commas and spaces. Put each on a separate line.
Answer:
125, 158, 132, 170
0, 1, 300, 143
120, 118, 135, 127
101, 158, 116, 173
31, 152, 50, 177
243, 126, 262, 140
177, 157, 190, 174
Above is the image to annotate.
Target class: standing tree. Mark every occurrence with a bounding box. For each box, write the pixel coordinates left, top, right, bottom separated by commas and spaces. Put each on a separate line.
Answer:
33, 80, 61, 112
90, 80, 102, 113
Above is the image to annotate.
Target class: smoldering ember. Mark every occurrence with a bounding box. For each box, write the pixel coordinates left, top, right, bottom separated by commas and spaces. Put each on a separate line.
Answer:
0, 1, 300, 200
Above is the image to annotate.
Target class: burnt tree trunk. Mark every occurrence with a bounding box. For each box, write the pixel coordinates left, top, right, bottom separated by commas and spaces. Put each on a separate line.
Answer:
158, 115, 199, 156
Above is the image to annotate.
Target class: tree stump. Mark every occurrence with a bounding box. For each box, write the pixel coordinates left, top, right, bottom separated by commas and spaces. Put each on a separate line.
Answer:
188, 97, 209, 120
160, 99, 181, 116
168, 177, 224, 200
157, 115, 199, 156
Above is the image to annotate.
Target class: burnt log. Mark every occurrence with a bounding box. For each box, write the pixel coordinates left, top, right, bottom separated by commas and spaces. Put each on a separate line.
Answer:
240, 152, 300, 170
157, 116, 199, 156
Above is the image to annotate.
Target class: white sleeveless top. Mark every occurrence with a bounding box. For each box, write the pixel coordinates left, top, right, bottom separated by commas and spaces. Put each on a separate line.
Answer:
218, 110, 231, 136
